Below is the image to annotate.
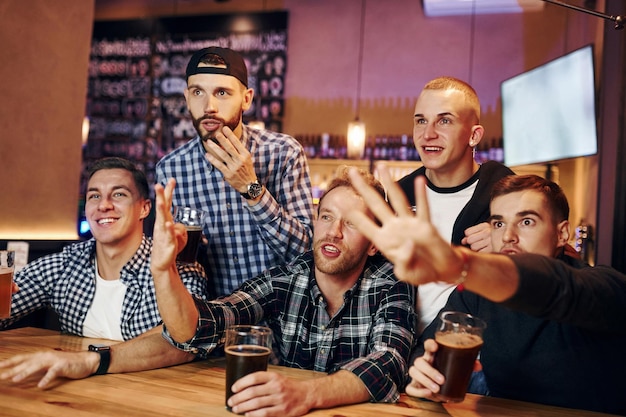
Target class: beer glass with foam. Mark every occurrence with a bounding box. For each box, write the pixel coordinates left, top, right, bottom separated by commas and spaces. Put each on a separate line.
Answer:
433, 311, 486, 403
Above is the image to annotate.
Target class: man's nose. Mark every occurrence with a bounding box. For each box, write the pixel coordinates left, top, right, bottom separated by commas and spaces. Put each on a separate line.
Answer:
204, 96, 218, 113
98, 196, 114, 211
502, 226, 518, 242
328, 219, 344, 238
423, 122, 437, 139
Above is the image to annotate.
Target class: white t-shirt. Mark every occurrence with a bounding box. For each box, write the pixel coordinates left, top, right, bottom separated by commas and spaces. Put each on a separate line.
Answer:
417, 180, 478, 334
82, 257, 126, 341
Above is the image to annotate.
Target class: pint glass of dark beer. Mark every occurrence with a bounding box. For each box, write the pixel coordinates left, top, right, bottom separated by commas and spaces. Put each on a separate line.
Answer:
224, 325, 272, 410
173, 206, 207, 264
432, 311, 486, 403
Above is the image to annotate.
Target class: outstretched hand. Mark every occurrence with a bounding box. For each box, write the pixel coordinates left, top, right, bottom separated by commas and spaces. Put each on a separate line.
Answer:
151, 178, 187, 273
0, 350, 98, 389
346, 165, 464, 286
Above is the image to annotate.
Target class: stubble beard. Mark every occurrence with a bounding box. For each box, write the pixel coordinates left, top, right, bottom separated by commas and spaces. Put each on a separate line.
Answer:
313, 240, 364, 276
192, 110, 243, 144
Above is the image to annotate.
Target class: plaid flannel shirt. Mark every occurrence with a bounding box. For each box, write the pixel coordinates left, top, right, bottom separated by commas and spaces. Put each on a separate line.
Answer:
163, 252, 416, 402
155, 126, 313, 296
0, 236, 207, 340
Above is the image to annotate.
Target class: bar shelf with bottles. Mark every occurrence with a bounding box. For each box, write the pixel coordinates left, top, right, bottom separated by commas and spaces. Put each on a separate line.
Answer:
295, 133, 506, 204
295, 134, 506, 164
296, 133, 422, 162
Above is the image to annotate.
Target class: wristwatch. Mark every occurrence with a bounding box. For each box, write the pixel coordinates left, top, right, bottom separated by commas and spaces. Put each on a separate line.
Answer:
241, 180, 264, 200
88, 344, 111, 375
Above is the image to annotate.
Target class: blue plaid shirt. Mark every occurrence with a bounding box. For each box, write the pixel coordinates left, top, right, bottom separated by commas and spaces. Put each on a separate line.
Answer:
0, 236, 207, 340
163, 252, 416, 402
156, 126, 313, 297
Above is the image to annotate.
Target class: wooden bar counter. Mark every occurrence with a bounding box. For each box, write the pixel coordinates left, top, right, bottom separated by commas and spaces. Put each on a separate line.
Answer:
0, 328, 617, 417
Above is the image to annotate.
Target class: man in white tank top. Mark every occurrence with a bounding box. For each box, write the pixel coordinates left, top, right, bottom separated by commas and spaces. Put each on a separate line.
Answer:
397, 77, 513, 334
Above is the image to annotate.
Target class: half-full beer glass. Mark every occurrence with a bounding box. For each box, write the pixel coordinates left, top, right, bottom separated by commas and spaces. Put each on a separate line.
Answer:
433, 311, 486, 403
224, 325, 272, 410
173, 206, 206, 264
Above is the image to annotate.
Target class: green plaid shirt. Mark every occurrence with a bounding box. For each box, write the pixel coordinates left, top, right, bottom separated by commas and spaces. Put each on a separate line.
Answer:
164, 252, 416, 402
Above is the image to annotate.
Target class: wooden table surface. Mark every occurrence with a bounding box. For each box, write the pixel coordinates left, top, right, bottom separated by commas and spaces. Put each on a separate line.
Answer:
0, 327, 618, 417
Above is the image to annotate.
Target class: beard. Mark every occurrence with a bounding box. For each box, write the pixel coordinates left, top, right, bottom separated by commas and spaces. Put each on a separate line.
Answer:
192, 109, 243, 144
313, 239, 368, 276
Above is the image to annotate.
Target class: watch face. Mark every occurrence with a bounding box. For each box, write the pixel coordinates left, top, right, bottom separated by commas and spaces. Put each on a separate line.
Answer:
89, 344, 111, 352
247, 181, 263, 199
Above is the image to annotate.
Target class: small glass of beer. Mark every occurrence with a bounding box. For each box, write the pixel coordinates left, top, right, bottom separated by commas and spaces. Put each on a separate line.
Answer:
173, 206, 207, 264
0, 250, 15, 319
432, 311, 486, 403
224, 325, 273, 410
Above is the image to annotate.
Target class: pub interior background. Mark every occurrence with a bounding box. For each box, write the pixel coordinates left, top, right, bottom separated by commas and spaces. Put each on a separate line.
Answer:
1, 0, 625, 294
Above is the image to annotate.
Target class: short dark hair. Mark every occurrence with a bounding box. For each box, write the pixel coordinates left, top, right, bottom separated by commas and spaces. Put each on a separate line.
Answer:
87, 157, 150, 200
491, 174, 569, 223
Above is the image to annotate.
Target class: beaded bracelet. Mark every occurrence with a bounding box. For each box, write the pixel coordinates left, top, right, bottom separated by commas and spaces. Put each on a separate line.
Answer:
454, 248, 470, 291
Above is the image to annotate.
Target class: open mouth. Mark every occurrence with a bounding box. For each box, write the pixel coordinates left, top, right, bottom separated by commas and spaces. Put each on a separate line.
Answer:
423, 146, 443, 152
321, 244, 340, 257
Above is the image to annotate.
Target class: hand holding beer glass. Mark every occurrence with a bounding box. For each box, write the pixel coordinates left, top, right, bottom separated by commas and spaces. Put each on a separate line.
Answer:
173, 206, 206, 264
432, 311, 486, 403
224, 325, 272, 411
0, 250, 15, 319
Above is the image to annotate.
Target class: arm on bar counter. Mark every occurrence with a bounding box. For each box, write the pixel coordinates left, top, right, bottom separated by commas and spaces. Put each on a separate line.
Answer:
0, 178, 199, 389
0, 328, 620, 417
0, 326, 195, 389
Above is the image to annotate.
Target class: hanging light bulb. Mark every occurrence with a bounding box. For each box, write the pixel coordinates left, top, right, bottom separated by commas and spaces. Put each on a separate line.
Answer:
347, 119, 366, 159
347, 0, 367, 160
81, 116, 90, 147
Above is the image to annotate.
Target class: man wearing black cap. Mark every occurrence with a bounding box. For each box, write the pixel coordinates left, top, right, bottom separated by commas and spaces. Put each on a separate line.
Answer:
156, 47, 313, 298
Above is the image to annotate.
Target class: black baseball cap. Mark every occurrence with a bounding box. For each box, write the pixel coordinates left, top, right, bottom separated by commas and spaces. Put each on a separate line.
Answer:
185, 46, 248, 87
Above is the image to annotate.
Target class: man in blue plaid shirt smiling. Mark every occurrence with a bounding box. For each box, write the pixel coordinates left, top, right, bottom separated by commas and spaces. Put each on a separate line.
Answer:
0, 158, 207, 340
156, 46, 313, 298
151, 167, 416, 416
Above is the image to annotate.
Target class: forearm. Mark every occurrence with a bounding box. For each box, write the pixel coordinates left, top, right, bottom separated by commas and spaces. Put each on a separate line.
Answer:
455, 247, 519, 303
249, 191, 312, 258
107, 330, 195, 373
151, 264, 199, 343
305, 370, 371, 410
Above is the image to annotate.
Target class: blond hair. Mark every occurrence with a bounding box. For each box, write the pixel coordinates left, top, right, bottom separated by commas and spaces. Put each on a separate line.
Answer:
423, 76, 481, 123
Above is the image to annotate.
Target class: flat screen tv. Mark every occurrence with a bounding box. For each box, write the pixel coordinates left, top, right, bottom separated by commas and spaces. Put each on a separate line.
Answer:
501, 44, 598, 167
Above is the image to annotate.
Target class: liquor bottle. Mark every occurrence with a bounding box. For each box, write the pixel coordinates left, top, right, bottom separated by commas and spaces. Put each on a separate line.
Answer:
475, 140, 489, 164
399, 134, 408, 161
380, 136, 388, 160
364, 136, 373, 161
574, 219, 593, 264
320, 133, 330, 158
494, 137, 504, 162
373, 136, 381, 160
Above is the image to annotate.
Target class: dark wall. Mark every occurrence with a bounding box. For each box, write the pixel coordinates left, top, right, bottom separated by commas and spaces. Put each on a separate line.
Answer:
596, 0, 626, 273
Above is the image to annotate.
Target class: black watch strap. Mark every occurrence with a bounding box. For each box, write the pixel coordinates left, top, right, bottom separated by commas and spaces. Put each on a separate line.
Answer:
88, 344, 111, 375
